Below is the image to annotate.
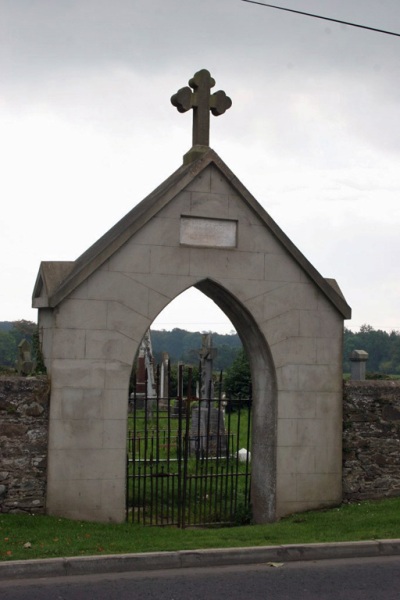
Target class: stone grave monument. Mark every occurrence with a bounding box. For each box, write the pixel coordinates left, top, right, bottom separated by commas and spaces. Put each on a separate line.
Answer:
190, 333, 227, 456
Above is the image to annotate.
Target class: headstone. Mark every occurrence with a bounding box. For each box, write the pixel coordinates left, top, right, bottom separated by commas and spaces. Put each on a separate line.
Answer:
190, 334, 226, 456
237, 448, 251, 463
131, 329, 156, 414
160, 352, 169, 401
199, 333, 217, 402
15, 339, 35, 376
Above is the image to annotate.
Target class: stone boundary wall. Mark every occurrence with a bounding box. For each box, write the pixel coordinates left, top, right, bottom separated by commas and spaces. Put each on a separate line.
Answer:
343, 380, 400, 501
0, 376, 49, 514
1, 377, 399, 515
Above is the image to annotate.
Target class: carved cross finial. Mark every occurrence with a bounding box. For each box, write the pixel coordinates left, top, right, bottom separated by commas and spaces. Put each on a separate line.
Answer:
171, 69, 232, 149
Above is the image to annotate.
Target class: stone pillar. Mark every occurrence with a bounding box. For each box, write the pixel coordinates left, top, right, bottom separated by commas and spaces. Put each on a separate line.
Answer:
350, 349, 369, 380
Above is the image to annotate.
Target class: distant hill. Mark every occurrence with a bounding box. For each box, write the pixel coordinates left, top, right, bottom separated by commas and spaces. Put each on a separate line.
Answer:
150, 328, 242, 371
0, 321, 14, 332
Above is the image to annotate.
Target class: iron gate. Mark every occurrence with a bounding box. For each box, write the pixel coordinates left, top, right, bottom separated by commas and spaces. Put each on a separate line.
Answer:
126, 364, 252, 527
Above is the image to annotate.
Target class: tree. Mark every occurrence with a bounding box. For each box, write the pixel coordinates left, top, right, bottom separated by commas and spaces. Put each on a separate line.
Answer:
224, 348, 251, 400
0, 331, 17, 366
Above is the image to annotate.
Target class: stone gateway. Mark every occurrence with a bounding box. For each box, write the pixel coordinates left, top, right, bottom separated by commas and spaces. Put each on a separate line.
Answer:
32, 70, 351, 523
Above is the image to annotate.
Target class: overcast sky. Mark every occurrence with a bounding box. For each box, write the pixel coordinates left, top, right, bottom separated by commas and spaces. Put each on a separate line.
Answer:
1, 0, 400, 334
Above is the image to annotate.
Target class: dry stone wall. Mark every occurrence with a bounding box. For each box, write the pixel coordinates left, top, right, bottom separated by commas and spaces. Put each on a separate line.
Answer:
343, 380, 400, 501
0, 376, 49, 514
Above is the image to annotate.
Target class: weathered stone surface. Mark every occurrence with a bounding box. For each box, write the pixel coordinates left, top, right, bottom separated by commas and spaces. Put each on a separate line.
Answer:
23, 402, 45, 417
0, 423, 28, 437
0, 376, 49, 514
343, 381, 400, 502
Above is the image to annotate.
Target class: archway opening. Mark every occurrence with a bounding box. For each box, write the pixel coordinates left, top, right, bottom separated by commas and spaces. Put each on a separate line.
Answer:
126, 279, 277, 525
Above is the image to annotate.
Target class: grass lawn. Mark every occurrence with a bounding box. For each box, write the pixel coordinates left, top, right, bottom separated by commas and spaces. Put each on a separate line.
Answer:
1, 497, 400, 562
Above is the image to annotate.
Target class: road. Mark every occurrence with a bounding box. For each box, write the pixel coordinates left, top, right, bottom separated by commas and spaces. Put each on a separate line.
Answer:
1, 556, 400, 599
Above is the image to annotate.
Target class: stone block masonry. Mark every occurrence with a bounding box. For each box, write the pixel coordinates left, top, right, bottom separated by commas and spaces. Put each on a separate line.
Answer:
343, 380, 400, 501
0, 377, 49, 514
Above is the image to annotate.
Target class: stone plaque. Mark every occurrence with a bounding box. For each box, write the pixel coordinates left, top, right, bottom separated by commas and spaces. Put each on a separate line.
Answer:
180, 217, 237, 248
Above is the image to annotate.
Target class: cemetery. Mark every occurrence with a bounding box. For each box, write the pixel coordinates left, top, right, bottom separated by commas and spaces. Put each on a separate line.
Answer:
126, 332, 252, 527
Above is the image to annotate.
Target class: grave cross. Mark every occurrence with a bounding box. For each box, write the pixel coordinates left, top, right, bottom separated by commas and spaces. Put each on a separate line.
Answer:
171, 69, 232, 149
199, 333, 217, 403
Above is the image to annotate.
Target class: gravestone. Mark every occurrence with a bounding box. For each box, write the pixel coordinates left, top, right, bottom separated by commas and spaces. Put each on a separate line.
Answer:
15, 339, 35, 376
190, 334, 227, 456
199, 333, 216, 399
160, 351, 169, 401
132, 329, 156, 415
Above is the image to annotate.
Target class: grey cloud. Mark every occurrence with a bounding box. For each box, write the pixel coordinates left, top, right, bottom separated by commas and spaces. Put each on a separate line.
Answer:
3, 0, 400, 79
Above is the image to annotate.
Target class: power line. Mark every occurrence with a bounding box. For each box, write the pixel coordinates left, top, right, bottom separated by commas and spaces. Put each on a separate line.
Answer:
241, 0, 400, 38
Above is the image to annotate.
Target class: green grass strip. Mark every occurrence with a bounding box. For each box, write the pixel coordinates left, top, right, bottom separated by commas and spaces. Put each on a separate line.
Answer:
1, 497, 400, 562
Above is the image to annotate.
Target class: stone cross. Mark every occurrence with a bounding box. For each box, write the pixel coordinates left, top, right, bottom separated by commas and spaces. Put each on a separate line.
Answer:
199, 333, 217, 402
171, 69, 232, 149
190, 333, 226, 457
16, 339, 35, 376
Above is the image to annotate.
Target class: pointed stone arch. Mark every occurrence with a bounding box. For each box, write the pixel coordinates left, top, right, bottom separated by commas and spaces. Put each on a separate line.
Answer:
126, 276, 277, 522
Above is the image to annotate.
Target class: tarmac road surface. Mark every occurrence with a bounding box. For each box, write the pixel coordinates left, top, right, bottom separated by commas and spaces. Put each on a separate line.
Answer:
1, 556, 400, 600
